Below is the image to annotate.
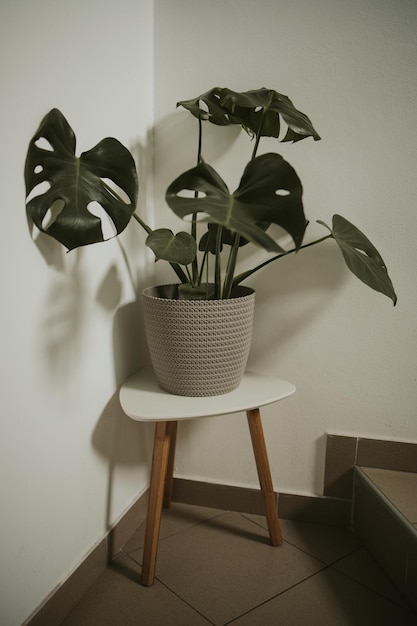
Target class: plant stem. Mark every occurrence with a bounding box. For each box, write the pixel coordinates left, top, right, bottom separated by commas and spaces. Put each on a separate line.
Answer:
250, 93, 272, 160
198, 249, 209, 284
222, 94, 273, 296
222, 232, 241, 298
232, 234, 333, 287
191, 117, 203, 285
214, 226, 223, 299
132, 212, 152, 234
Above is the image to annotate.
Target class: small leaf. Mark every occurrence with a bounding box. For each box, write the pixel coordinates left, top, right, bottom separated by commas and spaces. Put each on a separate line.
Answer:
329, 214, 397, 305
177, 88, 231, 125
146, 229, 196, 265
198, 224, 223, 253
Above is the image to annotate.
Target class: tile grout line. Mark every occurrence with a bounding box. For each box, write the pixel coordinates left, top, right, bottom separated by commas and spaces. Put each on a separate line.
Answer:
329, 547, 416, 612
123, 509, 229, 557
120, 549, 216, 624
222, 564, 336, 625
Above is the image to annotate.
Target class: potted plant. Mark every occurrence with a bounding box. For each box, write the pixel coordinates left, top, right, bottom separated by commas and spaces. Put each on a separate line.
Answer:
25, 87, 397, 396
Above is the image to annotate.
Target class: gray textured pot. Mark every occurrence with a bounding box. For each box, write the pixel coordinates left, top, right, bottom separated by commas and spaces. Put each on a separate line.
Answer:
142, 284, 255, 397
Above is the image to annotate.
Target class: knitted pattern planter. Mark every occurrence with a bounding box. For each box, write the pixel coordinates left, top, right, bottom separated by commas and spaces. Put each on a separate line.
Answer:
142, 285, 255, 396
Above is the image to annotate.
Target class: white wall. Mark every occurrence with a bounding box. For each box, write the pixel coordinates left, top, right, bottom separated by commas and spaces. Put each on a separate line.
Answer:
0, 2, 154, 625
153, 1, 417, 491
2, 2, 416, 623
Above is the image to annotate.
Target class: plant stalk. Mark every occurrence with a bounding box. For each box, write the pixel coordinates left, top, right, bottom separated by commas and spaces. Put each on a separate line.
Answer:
232, 234, 333, 287
222, 232, 241, 298
191, 117, 203, 285
214, 225, 223, 298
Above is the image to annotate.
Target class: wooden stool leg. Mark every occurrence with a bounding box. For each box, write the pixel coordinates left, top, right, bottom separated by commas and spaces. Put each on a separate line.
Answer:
163, 421, 178, 508
247, 408, 283, 546
141, 420, 172, 586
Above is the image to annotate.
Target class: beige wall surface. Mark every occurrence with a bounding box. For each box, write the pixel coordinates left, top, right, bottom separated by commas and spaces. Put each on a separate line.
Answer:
0, 2, 154, 625
1, 1, 416, 624
153, 0, 417, 491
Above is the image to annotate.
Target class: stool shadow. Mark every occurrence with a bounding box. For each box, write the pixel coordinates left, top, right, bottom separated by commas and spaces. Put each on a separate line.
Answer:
91, 392, 154, 560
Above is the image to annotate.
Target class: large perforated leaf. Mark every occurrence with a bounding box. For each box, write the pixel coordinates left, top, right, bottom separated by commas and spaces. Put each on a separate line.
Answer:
166, 153, 306, 252
25, 109, 138, 250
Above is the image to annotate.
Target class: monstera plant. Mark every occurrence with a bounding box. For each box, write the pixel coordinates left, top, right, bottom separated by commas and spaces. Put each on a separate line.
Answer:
25, 87, 397, 305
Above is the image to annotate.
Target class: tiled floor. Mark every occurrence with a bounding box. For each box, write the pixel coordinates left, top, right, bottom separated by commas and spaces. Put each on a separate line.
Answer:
61, 502, 417, 625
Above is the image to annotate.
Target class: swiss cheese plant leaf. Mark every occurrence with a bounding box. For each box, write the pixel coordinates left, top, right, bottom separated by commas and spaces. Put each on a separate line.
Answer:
318, 215, 397, 305
177, 88, 232, 125
146, 229, 196, 265
166, 153, 306, 252
177, 87, 321, 143
218, 88, 321, 141
25, 109, 138, 251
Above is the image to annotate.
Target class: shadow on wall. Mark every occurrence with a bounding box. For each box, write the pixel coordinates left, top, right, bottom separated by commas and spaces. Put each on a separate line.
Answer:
29, 157, 155, 541
91, 297, 154, 546
91, 390, 153, 548
36, 242, 86, 383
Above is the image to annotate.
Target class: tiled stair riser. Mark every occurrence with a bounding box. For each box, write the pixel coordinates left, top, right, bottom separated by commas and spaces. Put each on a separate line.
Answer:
353, 468, 417, 613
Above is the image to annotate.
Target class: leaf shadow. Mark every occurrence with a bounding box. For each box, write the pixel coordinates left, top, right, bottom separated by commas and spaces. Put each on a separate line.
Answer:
38, 249, 85, 382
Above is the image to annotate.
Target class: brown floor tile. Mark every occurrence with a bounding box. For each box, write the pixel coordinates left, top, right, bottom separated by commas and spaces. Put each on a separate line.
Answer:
279, 518, 360, 564
129, 510, 326, 625
244, 513, 360, 564
229, 567, 417, 626
60, 552, 210, 626
53, 502, 417, 626
123, 501, 223, 553
333, 547, 410, 608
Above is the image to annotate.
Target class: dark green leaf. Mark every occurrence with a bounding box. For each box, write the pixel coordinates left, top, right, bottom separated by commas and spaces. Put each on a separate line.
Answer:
198, 224, 223, 253
146, 228, 196, 265
177, 87, 321, 143
322, 215, 397, 305
25, 109, 138, 251
166, 153, 306, 253
177, 88, 231, 125
218, 88, 321, 142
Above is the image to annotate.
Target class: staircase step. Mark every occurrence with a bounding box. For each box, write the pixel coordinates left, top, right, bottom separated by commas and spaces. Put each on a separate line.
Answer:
353, 466, 417, 612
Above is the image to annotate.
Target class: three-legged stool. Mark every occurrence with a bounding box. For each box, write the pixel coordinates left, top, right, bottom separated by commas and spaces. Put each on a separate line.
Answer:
119, 366, 295, 586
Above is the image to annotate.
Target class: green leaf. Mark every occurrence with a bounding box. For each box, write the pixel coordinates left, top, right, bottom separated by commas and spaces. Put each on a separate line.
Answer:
25, 109, 138, 251
146, 228, 196, 265
218, 87, 321, 142
166, 153, 306, 253
177, 87, 321, 143
320, 215, 397, 305
198, 224, 223, 253
177, 87, 232, 125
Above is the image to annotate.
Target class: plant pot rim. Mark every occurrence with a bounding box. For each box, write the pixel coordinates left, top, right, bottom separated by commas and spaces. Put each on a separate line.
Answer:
142, 283, 255, 302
